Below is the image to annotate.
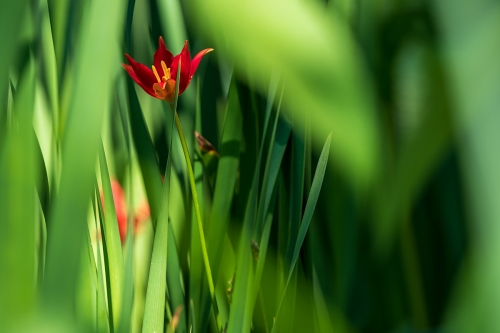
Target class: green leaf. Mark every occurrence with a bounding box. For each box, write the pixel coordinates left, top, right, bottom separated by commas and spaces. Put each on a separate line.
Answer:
91, 195, 111, 333
155, 0, 187, 52
99, 144, 125, 329
0, 0, 29, 119
271, 133, 332, 333
226, 88, 264, 333
126, 78, 186, 333
207, 79, 243, 271
42, 0, 126, 313
0, 54, 37, 328
95, 185, 114, 332
189, 79, 206, 331
116, 215, 135, 333
198, 78, 243, 331
433, 1, 500, 332
252, 84, 290, 310
189, 0, 380, 189
141, 53, 181, 333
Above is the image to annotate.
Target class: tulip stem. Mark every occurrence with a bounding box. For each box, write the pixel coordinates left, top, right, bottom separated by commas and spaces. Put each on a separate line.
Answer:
171, 108, 222, 332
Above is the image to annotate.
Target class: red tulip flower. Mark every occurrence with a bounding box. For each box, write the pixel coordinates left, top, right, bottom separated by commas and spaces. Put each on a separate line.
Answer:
123, 37, 213, 102
100, 179, 151, 243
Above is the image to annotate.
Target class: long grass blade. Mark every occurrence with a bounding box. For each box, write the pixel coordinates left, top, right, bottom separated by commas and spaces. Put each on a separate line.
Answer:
42, 0, 126, 313
0, 55, 37, 329
99, 144, 125, 329
141, 53, 181, 333
125, 77, 187, 333
198, 78, 243, 331
271, 133, 332, 333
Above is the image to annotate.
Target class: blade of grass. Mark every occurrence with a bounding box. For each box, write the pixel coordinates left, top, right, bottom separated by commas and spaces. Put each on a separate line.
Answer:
226, 90, 272, 333
0, 55, 37, 328
225, 176, 257, 333
280, 108, 306, 333
254, 82, 288, 240
46, 0, 70, 78
125, 77, 187, 333
271, 133, 331, 333
91, 196, 111, 333
252, 85, 291, 312
0, 0, 29, 118
141, 56, 180, 333
189, 79, 205, 330
285, 127, 306, 269
33, 129, 50, 222
170, 88, 222, 332
116, 61, 136, 333
79, 226, 100, 330
254, 187, 278, 332
226, 79, 288, 333
99, 144, 125, 329
36, 193, 48, 289
42, 0, 126, 312
207, 79, 243, 268
117, 223, 135, 333
95, 185, 114, 332
199, 78, 243, 332
39, 0, 59, 117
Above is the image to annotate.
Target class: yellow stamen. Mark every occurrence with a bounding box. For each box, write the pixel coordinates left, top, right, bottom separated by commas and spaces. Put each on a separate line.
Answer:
152, 65, 161, 83
161, 61, 170, 81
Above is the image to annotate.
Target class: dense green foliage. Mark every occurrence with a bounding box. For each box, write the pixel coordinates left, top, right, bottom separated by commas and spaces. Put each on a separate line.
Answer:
1, 0, 499, 332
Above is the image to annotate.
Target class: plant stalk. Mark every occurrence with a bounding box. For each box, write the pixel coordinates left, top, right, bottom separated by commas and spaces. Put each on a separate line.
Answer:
170, 107, 222, 332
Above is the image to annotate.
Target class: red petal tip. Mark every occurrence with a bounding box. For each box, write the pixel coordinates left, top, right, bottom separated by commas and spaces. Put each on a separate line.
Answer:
124, 53, 135, 63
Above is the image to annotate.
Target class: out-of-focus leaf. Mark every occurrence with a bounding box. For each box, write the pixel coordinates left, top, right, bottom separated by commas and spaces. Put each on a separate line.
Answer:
433, 1, 500, 332
42, 0, 126, 314
186, 0, 380, 189
46, 0, 71, 77
0, 55, 37, 329
0, 0, 29, 132
155, 0, 187, 52
373, 48, 453, 255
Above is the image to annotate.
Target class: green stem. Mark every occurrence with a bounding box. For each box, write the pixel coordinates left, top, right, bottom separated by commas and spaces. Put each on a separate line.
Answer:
171, 110, 222, 332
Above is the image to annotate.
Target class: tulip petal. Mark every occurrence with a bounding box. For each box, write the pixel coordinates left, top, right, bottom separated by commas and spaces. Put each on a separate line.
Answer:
154, 36, 174, 72
170, 41, 191, 94
189, 48, 213, 85
122, 64, 157, 98
111, 180, 128, 242
124, 54, 157, 95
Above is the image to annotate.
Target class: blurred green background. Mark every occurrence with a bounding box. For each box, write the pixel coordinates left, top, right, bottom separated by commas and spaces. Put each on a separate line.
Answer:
1, 0, 499, 332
